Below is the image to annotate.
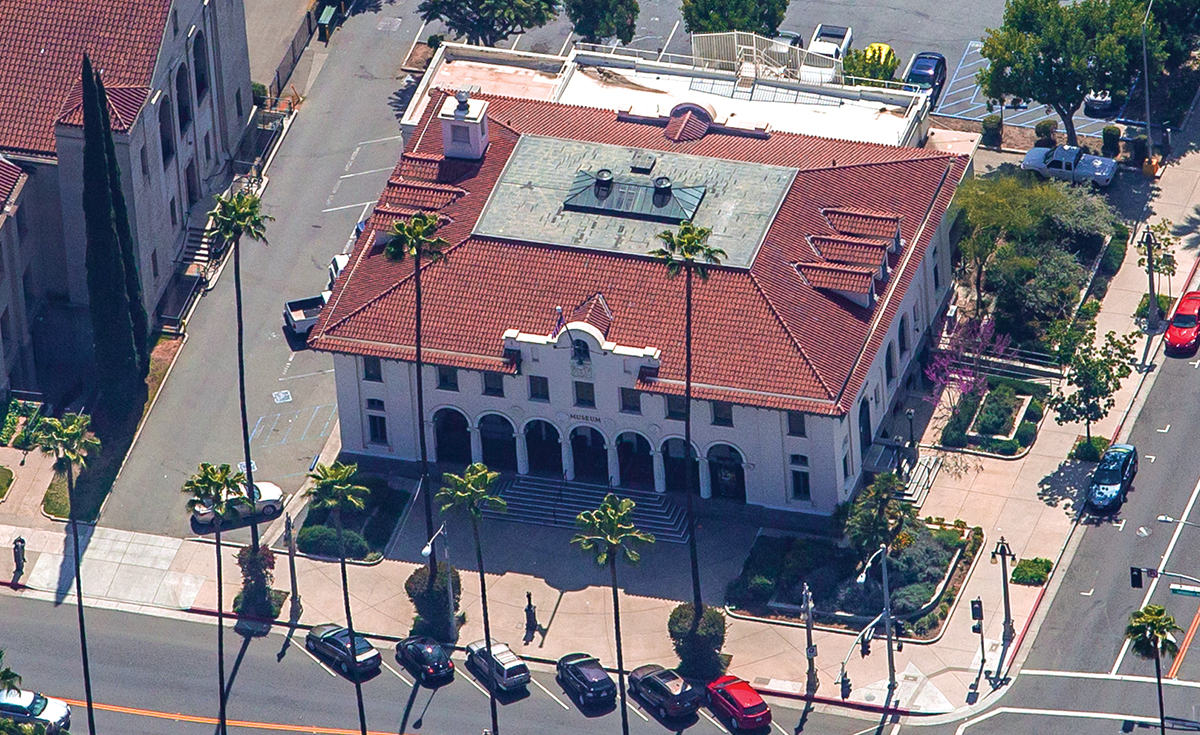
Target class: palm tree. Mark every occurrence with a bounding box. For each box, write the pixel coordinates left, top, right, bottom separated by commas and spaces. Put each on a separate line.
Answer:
573, 494, 654, 735
181, 463, 246, 735
386, 212, 449, 586
438, 463, 505, 735
305, 461, 371, 735
1126, 604, 1182, 735
0, 650, 21, 693
33, 413, 101, 735
207, 190, 274, 553
648, 220, 725, 618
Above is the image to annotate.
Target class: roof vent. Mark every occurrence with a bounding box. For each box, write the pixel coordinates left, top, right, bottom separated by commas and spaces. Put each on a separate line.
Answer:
455, 89, 471, 113
630, 151, 657, 173
653, 176, 672, 206
594, 168, 613, 198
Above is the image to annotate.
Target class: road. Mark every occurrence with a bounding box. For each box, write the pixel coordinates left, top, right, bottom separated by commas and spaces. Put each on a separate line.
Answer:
0, 594, 876, 735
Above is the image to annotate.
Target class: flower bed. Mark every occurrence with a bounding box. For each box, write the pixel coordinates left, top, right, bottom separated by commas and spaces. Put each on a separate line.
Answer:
939, 376, 1049, 455
300, 474, 409, 560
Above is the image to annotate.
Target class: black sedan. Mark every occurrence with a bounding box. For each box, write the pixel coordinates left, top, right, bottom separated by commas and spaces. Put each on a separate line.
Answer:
556, 653, 616, 705
628, 664, 704, 719
396, 635, 455, 683
305, 624, 381, 675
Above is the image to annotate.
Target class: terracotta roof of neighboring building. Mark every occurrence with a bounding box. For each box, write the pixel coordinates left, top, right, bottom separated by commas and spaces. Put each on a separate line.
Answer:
664, 110, 710, 143
0, 0, 170, 158
796, 263, 876, 293
310, 91, 969, 414
571, 293, 615, 337
55, 82, 150, 132
810, 236, 890, 269
0, 158, 25, 206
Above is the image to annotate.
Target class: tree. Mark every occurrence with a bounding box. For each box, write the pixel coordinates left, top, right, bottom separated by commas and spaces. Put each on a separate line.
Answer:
1049, 325, 1136, 442
680, 0, 789, 36
386, 212, 449, 588
417, 0, 558, 46
33, 413, 101, 735
1137, 219, 1178, 312
438, 463, 505, 735
844, 472, 914, 558
649, 220, 726, 620
565, 0, 639, 44
0, 650, 20, 694
1126, 604, 1181, 735
80, 55, 140, 401
572, 495, 654, 734
305, 462, 371, 735
181, 463, 246, 735
978, 0, 1154, 145
952, 176, 1036, 317
207, 191, 274, 553
96, 73, 150, 377
843, 44, 899, 83
924, 318, 1014, 410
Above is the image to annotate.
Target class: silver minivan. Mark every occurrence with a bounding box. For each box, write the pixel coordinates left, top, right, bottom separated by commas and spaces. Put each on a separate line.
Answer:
466, 640, 531, 691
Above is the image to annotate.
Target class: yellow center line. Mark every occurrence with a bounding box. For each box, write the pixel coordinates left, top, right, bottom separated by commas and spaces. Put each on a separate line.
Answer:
1168, 603, 1200, 678
61, 697, 405, 735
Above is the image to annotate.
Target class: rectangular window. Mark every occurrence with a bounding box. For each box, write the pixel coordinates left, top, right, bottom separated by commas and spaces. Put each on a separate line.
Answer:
204, 132, 212, 162
711, 401, 733, 427
483, 371, 504, 397
620, 388, 641, 414
451, 124, 470, 143
365, 398, 385, 411
843, 452, 851, 479
140, 146, 149, 177
368, 414, 388, 445
151, 249, 159, 279
666, 395, 687, 421
169, 197, 178, 228
787, 411, 806, 437
437, 366, 458, 391
235, 89, 244, 118
528, 375, 549, 401
0, 309, 11, 347
790, 454, 809, 467
362, 356, 382, 382
791, 470, 811, 501
574, 381, 595, 408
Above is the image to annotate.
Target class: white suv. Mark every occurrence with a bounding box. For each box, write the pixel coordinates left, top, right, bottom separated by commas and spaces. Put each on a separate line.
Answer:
190, 482, 285, 524
466, 640, 531, 691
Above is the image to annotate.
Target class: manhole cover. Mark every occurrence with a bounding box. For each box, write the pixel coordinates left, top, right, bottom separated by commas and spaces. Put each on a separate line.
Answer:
273, 390, 292, 404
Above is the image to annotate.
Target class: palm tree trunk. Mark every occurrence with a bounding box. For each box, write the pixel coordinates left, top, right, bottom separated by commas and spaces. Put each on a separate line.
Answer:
414, 248, 437, 588
683, 263, 703, 619
215, 522, 228, 735
67, 464, 97, 735
233, 237, 260, 552
334, 511, 368, 735
1155, 646, 1166, 735
472, 517, 500, 735
610, 554, 630, 735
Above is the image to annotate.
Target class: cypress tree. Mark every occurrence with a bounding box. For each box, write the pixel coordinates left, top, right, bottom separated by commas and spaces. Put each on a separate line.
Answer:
81, 55, 139, 399
96, 73, 150, 378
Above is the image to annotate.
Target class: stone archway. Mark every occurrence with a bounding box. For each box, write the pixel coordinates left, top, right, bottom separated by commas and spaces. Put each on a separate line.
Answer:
707, 444, 746, 503
524, 420, 563, 477
479, 414, 517, 472
433, 408, 471, 467
616, 432, 654, 491
661, 438, 699, 494
570, 426, 608, 483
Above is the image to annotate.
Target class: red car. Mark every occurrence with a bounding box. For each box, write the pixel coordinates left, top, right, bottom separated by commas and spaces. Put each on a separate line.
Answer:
706, 675, 772, 730
1166, 291, 1200, 352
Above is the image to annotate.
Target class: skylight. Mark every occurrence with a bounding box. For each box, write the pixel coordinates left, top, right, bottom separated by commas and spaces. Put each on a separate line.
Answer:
563, 169, 705, 224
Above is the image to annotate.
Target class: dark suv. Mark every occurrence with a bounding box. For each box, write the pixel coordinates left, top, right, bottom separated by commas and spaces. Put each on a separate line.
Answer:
904, 52, 948, 108
1086, 443, 1138, 512
557, 653, 616, 705
629, 664, 704, 719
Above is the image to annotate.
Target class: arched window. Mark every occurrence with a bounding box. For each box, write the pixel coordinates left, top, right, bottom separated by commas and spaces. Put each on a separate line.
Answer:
193, 32, 210, 102
158, 97, 175, 166
175, 65, 192, 134
898, 315, 909, 354
885, 343, 897, 383
572, 339, 590, 363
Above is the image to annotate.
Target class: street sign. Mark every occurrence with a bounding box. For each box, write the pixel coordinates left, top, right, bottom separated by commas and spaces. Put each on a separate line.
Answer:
806, 645, 817, 658
1170, 583, 1200, 597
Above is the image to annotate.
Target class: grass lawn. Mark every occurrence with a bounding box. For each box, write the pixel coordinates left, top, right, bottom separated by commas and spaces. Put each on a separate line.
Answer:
0, 465, 12, 501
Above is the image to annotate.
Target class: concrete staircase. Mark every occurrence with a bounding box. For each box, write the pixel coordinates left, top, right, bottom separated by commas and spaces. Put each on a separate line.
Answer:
901, 454, 942, 509
182, 226, 220, 267
486, 476, 690, 544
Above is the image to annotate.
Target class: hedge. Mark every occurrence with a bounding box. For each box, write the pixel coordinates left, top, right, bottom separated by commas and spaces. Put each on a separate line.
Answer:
297, 525, 369, 560
668, 603, 727, 680
405, 562, 462, 640
1012, 557, 1053, 586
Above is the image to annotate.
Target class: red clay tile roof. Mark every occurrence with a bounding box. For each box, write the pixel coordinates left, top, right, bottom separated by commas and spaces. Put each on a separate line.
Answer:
809, 236, 890, 269
0, 0, 170, 158
56, 82, 150, 132
0, 158, 25, 206
796, 263, 876, 293
664, 110, 710, 143
571, 293, 615, 336
310, 90, 969, 415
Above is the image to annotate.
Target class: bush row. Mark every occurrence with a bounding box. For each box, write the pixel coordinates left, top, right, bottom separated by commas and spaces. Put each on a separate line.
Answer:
297, 525, 370, 559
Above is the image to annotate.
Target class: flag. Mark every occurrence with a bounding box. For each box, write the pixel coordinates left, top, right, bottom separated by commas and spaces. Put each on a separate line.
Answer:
553, 305, 566, 336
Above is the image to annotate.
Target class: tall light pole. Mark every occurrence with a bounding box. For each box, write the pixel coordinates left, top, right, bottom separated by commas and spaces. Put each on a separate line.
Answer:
423, 523, 457, 642
991, 537, 1017, 679
1143, 227, 1160, 333
858, 544, 896, 692
803, 582, 819, 697
1142, 0, 1155, 157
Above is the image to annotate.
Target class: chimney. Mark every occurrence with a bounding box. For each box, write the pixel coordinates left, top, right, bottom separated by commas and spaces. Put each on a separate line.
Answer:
594, 168, 613, 198
438, 88, 489, 160
652, 175, 672, 207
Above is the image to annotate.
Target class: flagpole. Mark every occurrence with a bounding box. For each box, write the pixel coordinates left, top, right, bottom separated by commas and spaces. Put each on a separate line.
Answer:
556, 306, 580, 361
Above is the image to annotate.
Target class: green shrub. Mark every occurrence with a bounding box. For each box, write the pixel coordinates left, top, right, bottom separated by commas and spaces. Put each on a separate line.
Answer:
1102, 125, 1122, 158
1035, 119, 1058, 142
913, 612, 938, 636
1015, 421, 1038, 447
725, 577, 750, 606
1135, 293, 1173, 320
1024, 399, 1044, 423
890, 582, 937, 615
989, 438, 1020, 455
982, 114, 1002, 147
297, 525, 369, 559
746, 575, 775, 602
235, 545, 278, 619
668, 603, 728, 680
426, 33, 444, 49
1131, 135, 1149, 165
1012, 557, 1053, 585
1071, 436, 1110, 461
251, 81, 268, 108
405, 562, 462, 641
974, 385, 1020, 436
941, 425, 968, 448
1100, 234, 1127, 276
986, 375, 1050, 398
0, 465, 11, 500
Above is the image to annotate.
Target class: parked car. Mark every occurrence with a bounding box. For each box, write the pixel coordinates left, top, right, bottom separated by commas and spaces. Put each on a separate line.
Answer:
1166, 291, 1200, 352
0, 689, 71, 734
1084, 89, 1120, 117
629, 664, 705, 719
707, 675, 772, 731
283, 291, 332, 337
1021, 145, 1117, 187
305, 624, 382, 675
1086, 444, 1138, 512
556, 653, 616, 705
770, 30, 804, 50
903, 52, 948, 108
466, 640, 530, 692
396, 635, 454, 683
809, 24, 853, 59
190, 481, 285, 524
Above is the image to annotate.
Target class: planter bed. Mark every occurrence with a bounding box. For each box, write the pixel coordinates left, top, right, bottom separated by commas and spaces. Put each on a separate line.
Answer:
938, 376, 1049, 456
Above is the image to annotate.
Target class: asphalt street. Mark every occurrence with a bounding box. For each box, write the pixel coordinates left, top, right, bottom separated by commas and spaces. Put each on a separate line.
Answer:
0, 594, 877, 735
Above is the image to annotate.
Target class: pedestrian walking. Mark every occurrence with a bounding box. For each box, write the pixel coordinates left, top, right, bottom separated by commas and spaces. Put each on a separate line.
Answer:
12, 536, 26, 581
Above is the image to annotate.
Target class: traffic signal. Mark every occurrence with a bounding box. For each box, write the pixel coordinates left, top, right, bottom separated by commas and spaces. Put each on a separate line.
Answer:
840, 676, 852, 699
861, 636, 871, 656
1131, 567, 1143, 589
971, 598, 984, 620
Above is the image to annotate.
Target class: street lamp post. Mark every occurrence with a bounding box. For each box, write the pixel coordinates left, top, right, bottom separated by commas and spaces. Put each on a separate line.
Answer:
858, 544, 896, 692
1142, 0, 1155, 158
423, 523, 456, 642
1143, 227, 1160, 333
803, 582, 818, 697
990, 537, 1017, 678
284, 514, 302, 621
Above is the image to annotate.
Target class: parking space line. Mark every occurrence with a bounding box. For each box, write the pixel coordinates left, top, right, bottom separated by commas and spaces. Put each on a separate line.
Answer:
511, 34, 522, 50
658, 20, 679, 60
381, 661, 413, 686
339, 167, 394, 179
628, 702, 649, 722
323, 200, 380, 213
531, 678, 569, 710
299, 645, 338, 677
357, 134, 404, 145
463, 672, 490, 697
771, 720, 788, 735
699, 709, 729, 733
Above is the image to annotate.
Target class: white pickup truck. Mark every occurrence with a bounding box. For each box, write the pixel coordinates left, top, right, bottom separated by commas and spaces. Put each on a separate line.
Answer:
809, 24, 853, 60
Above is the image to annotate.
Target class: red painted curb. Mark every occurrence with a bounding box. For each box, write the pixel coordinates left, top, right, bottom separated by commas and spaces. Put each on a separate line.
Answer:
755, 687, 941, 717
